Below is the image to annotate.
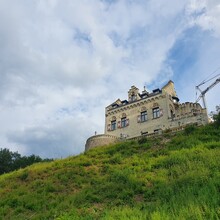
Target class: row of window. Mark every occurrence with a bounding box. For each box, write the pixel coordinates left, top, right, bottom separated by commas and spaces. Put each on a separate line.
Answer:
108, 107, 162, 131
109, 117, 129, 131
138, 107, 162, 122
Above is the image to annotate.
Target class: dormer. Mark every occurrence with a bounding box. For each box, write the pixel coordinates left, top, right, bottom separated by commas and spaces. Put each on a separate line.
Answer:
115, 99, 122, 105
128, 86, 141, 102
110, 99, 122, 109
140, 86, 149, 98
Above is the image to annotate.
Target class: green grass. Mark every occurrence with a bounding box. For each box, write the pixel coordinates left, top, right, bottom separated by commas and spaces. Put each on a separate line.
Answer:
0, 124, 220, 219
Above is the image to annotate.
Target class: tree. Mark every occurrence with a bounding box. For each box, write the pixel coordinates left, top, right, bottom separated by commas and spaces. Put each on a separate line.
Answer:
213, 112, 220, 128
0, 148, 53, 175
0, 148, 21, 174
210, 105, 220, 128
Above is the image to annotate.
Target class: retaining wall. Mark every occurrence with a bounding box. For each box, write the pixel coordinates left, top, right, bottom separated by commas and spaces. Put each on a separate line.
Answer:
85, 134, 119, 151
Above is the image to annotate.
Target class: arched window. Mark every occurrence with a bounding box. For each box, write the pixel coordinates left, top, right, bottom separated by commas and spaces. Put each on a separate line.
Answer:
109, 116, 116, 131
119, 113, 129, 128
111, 120, 116, 130
137, 107, 148, 123
141, 111, 147, 122
169, 105, 175, 119
121, 117, 127, 128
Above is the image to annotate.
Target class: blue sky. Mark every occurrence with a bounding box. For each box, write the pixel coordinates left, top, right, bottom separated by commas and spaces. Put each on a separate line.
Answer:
0, 0, 219, 158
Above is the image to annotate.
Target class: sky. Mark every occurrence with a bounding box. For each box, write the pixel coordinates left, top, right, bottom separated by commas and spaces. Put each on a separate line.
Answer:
0, 0, 220, 158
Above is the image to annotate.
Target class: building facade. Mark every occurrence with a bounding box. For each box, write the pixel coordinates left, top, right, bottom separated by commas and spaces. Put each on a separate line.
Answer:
85, 81, 208, 151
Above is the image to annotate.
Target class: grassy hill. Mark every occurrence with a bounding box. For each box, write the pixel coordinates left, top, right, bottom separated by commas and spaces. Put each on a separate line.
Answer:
0, 123, 220, 220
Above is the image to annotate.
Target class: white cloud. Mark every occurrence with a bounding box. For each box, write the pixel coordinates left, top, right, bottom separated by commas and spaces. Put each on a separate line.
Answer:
0, 0, 219, 158
187, 0, 220, 36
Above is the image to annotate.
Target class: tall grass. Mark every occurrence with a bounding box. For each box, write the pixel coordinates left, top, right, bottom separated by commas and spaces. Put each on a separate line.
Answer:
0, 123, 219, 219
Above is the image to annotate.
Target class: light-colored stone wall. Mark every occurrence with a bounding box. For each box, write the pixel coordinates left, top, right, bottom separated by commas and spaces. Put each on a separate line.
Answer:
105, 92, 170, 138
85, 134, 119, 151
105, 83, 208, 138
162, 80, 177, 97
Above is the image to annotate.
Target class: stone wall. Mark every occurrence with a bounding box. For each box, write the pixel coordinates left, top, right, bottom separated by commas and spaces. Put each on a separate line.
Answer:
85, 134, 119, 151
105, 89, 208, 139
105, 92, 176, 138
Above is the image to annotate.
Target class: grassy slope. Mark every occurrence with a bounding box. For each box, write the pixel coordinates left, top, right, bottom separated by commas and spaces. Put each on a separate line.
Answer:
0, 124, 220, 220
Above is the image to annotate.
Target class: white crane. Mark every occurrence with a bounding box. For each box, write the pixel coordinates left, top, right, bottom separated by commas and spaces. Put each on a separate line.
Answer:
196, 73, 220, 110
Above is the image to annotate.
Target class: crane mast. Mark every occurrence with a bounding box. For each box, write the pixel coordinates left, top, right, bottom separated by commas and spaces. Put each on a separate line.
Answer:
196, 77, 220, 109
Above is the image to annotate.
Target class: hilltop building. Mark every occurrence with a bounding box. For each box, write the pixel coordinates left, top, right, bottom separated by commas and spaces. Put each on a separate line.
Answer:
85, 80, 208, 151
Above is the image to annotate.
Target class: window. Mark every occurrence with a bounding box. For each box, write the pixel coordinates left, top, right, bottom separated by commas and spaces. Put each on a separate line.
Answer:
154, 129, 159, 134
170, 110, 175, 119
131, 94, 136, 101
121, 117, 127, 128
141, 111, 147, 122
141, 131, 148, 136
111, 120, 116, 130
154, 129, 162, 134
153, 107, 160, 119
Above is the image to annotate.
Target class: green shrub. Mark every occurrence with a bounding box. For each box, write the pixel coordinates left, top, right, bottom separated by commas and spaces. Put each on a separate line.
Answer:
184, 124, 197, 135
45, 182, 57, 193
18, 170, 29, 181
213, 112, 220, 127
138, 137, 147, 145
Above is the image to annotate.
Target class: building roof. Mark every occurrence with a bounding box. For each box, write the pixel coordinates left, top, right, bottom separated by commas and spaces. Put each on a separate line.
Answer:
106, 87, 163, 110
106, 80, 179, 111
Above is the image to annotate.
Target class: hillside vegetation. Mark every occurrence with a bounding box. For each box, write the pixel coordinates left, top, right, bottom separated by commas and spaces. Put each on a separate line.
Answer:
0, 148, 53, 175
0, 120, 220, 219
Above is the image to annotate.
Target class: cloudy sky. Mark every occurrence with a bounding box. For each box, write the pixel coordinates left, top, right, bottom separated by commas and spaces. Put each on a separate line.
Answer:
0, 0, 220, 158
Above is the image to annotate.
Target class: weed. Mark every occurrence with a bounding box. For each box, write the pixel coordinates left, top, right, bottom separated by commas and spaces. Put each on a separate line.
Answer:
184, 124, 197, 135
18, 170, 29, 181
138, 137, 147, 145
0, 123, 220, 219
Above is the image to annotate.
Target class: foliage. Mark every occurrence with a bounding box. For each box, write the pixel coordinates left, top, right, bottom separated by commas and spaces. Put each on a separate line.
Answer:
213, 112, 220, 127
184, 124, 197, 135
137, 137, 147, 144
0, 148, 53, 175
0, 123, 219, 219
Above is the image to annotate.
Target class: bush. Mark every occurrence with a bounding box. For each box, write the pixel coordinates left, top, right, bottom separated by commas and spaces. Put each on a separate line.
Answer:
213, 112, 220, 128
138, 137, 147, 145
19, 170, 29, 181
184, 124, 197, 135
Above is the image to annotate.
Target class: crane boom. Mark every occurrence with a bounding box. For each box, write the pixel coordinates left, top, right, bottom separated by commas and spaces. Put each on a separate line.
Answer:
196, 77, 220, 109
201, 78, 220, 95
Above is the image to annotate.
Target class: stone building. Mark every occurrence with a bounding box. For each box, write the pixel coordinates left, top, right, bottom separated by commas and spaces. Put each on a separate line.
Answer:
85, 80, 208, 151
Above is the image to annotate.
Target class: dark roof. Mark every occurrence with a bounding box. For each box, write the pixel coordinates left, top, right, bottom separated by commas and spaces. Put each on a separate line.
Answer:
107, 88, 162, 111
121, 100, 128, 104
152, 88, 161, 93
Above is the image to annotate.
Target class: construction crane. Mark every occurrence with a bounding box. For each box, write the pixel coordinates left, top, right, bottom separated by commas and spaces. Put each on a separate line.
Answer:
196, 74, 220, 110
